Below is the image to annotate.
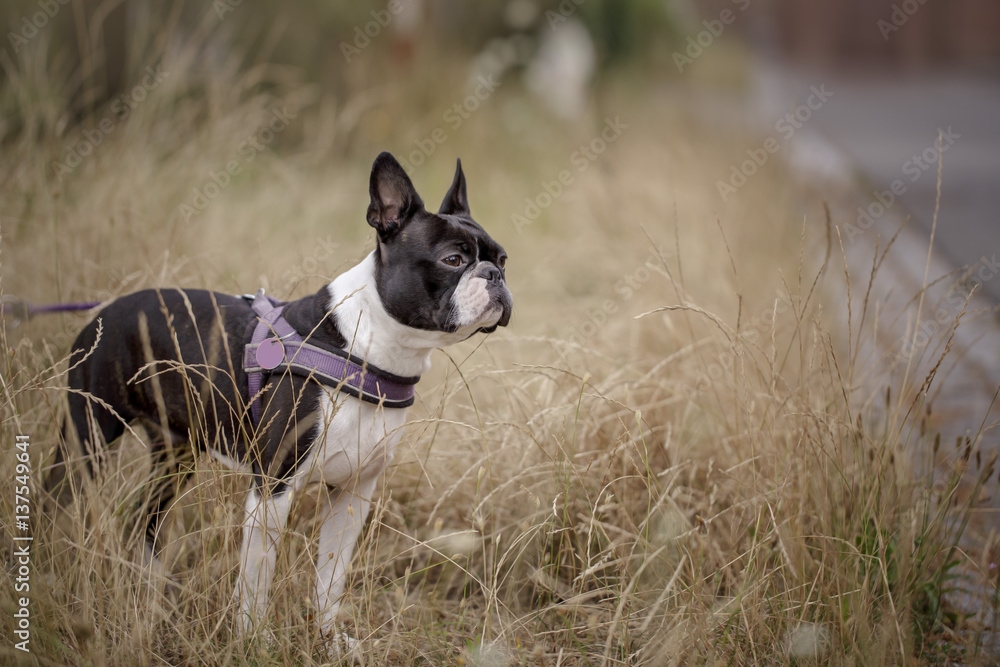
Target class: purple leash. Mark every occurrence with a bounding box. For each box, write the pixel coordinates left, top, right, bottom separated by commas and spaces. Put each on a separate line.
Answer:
1, 298, 102, 323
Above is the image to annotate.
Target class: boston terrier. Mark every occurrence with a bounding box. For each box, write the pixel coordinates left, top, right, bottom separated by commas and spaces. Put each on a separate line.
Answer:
56, 151, 512, 648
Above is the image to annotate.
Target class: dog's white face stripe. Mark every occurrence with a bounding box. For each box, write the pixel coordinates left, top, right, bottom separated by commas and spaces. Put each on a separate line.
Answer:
450, 268, 501, 330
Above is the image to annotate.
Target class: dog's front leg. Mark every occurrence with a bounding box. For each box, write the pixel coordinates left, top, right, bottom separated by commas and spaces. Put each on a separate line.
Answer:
234, 485, 294, 634
313, 466, 382, 639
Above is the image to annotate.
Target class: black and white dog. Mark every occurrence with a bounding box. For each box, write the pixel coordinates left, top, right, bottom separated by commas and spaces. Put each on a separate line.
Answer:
58, 152, 512, 645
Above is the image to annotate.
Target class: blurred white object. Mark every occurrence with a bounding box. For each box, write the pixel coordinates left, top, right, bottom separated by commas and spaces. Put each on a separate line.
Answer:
525, 18, 595, 119
787, 131, 853, 186
784, 622, 828, 659
394, 0, 422, 34
471, 33, 532, 84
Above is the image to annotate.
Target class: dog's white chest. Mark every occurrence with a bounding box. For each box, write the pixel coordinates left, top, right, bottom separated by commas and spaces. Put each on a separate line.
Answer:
302, 389, 406, 488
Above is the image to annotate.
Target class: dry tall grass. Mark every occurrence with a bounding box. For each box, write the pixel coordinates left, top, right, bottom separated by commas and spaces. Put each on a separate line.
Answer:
1, 17, 995, 667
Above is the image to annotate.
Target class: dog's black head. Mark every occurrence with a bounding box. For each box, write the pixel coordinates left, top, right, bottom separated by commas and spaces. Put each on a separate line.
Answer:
366, 151, 513, 336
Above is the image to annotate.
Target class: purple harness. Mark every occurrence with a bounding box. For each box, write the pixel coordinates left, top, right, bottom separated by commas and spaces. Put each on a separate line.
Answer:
242, 293, 418, 426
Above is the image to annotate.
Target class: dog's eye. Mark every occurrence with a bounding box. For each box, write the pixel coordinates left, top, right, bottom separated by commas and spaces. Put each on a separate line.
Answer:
442, 255, 464, 267
496, 256, 506, 269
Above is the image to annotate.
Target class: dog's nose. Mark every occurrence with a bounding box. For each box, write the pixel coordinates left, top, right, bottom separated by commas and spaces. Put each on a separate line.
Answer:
477, 263, 503, 284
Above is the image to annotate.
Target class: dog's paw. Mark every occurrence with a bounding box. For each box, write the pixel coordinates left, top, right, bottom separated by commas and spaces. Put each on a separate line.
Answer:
320, 629, 361, 663
139, 544, 181, 597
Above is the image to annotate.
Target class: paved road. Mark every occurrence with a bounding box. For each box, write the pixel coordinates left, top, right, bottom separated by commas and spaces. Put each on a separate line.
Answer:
762, 70, 1000, 303
747, 62, 1000, 624
748, 60, 1000, 428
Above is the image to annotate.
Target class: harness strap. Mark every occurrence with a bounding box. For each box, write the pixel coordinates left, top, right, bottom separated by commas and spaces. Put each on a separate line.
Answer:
243, 293, 418, 427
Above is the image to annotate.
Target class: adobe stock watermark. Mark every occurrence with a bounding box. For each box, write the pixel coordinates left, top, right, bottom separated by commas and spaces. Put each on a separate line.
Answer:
12, 433, 32, 653
176, 107, 297, 221
6, 0, 69, 55
563, 245, 670, 348
544, 0, 587, 29
213, 0, 244, 19
511, 116, 628, 233
51, 65, 170, 181
281, 236, 340, 286
843, 127, 960, 244
340, 0, 409, 63
894, 254, 999, 361
878, 0, 930, 41
396, 75, 501, 173
704, 287, 794, 380
673, 0, 751, 73
716, 84, 833, 202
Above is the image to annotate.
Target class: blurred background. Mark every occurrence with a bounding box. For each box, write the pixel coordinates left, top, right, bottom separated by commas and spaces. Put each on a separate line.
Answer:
4, 0, 997, 425
3, 1, 1000, 662
3, 0, 998, 293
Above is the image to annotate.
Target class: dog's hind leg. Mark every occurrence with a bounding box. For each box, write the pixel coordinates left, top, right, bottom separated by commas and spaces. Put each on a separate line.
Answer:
46, 391, 129, 503
138, 438, 197, 558
313, 466, 382, 643
234, 484, 295, 634
43, 422, 76, 507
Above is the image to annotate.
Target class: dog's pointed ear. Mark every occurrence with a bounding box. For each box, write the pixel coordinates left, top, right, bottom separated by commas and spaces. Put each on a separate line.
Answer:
367, 152, 423, 239
438, 158, 470, 217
